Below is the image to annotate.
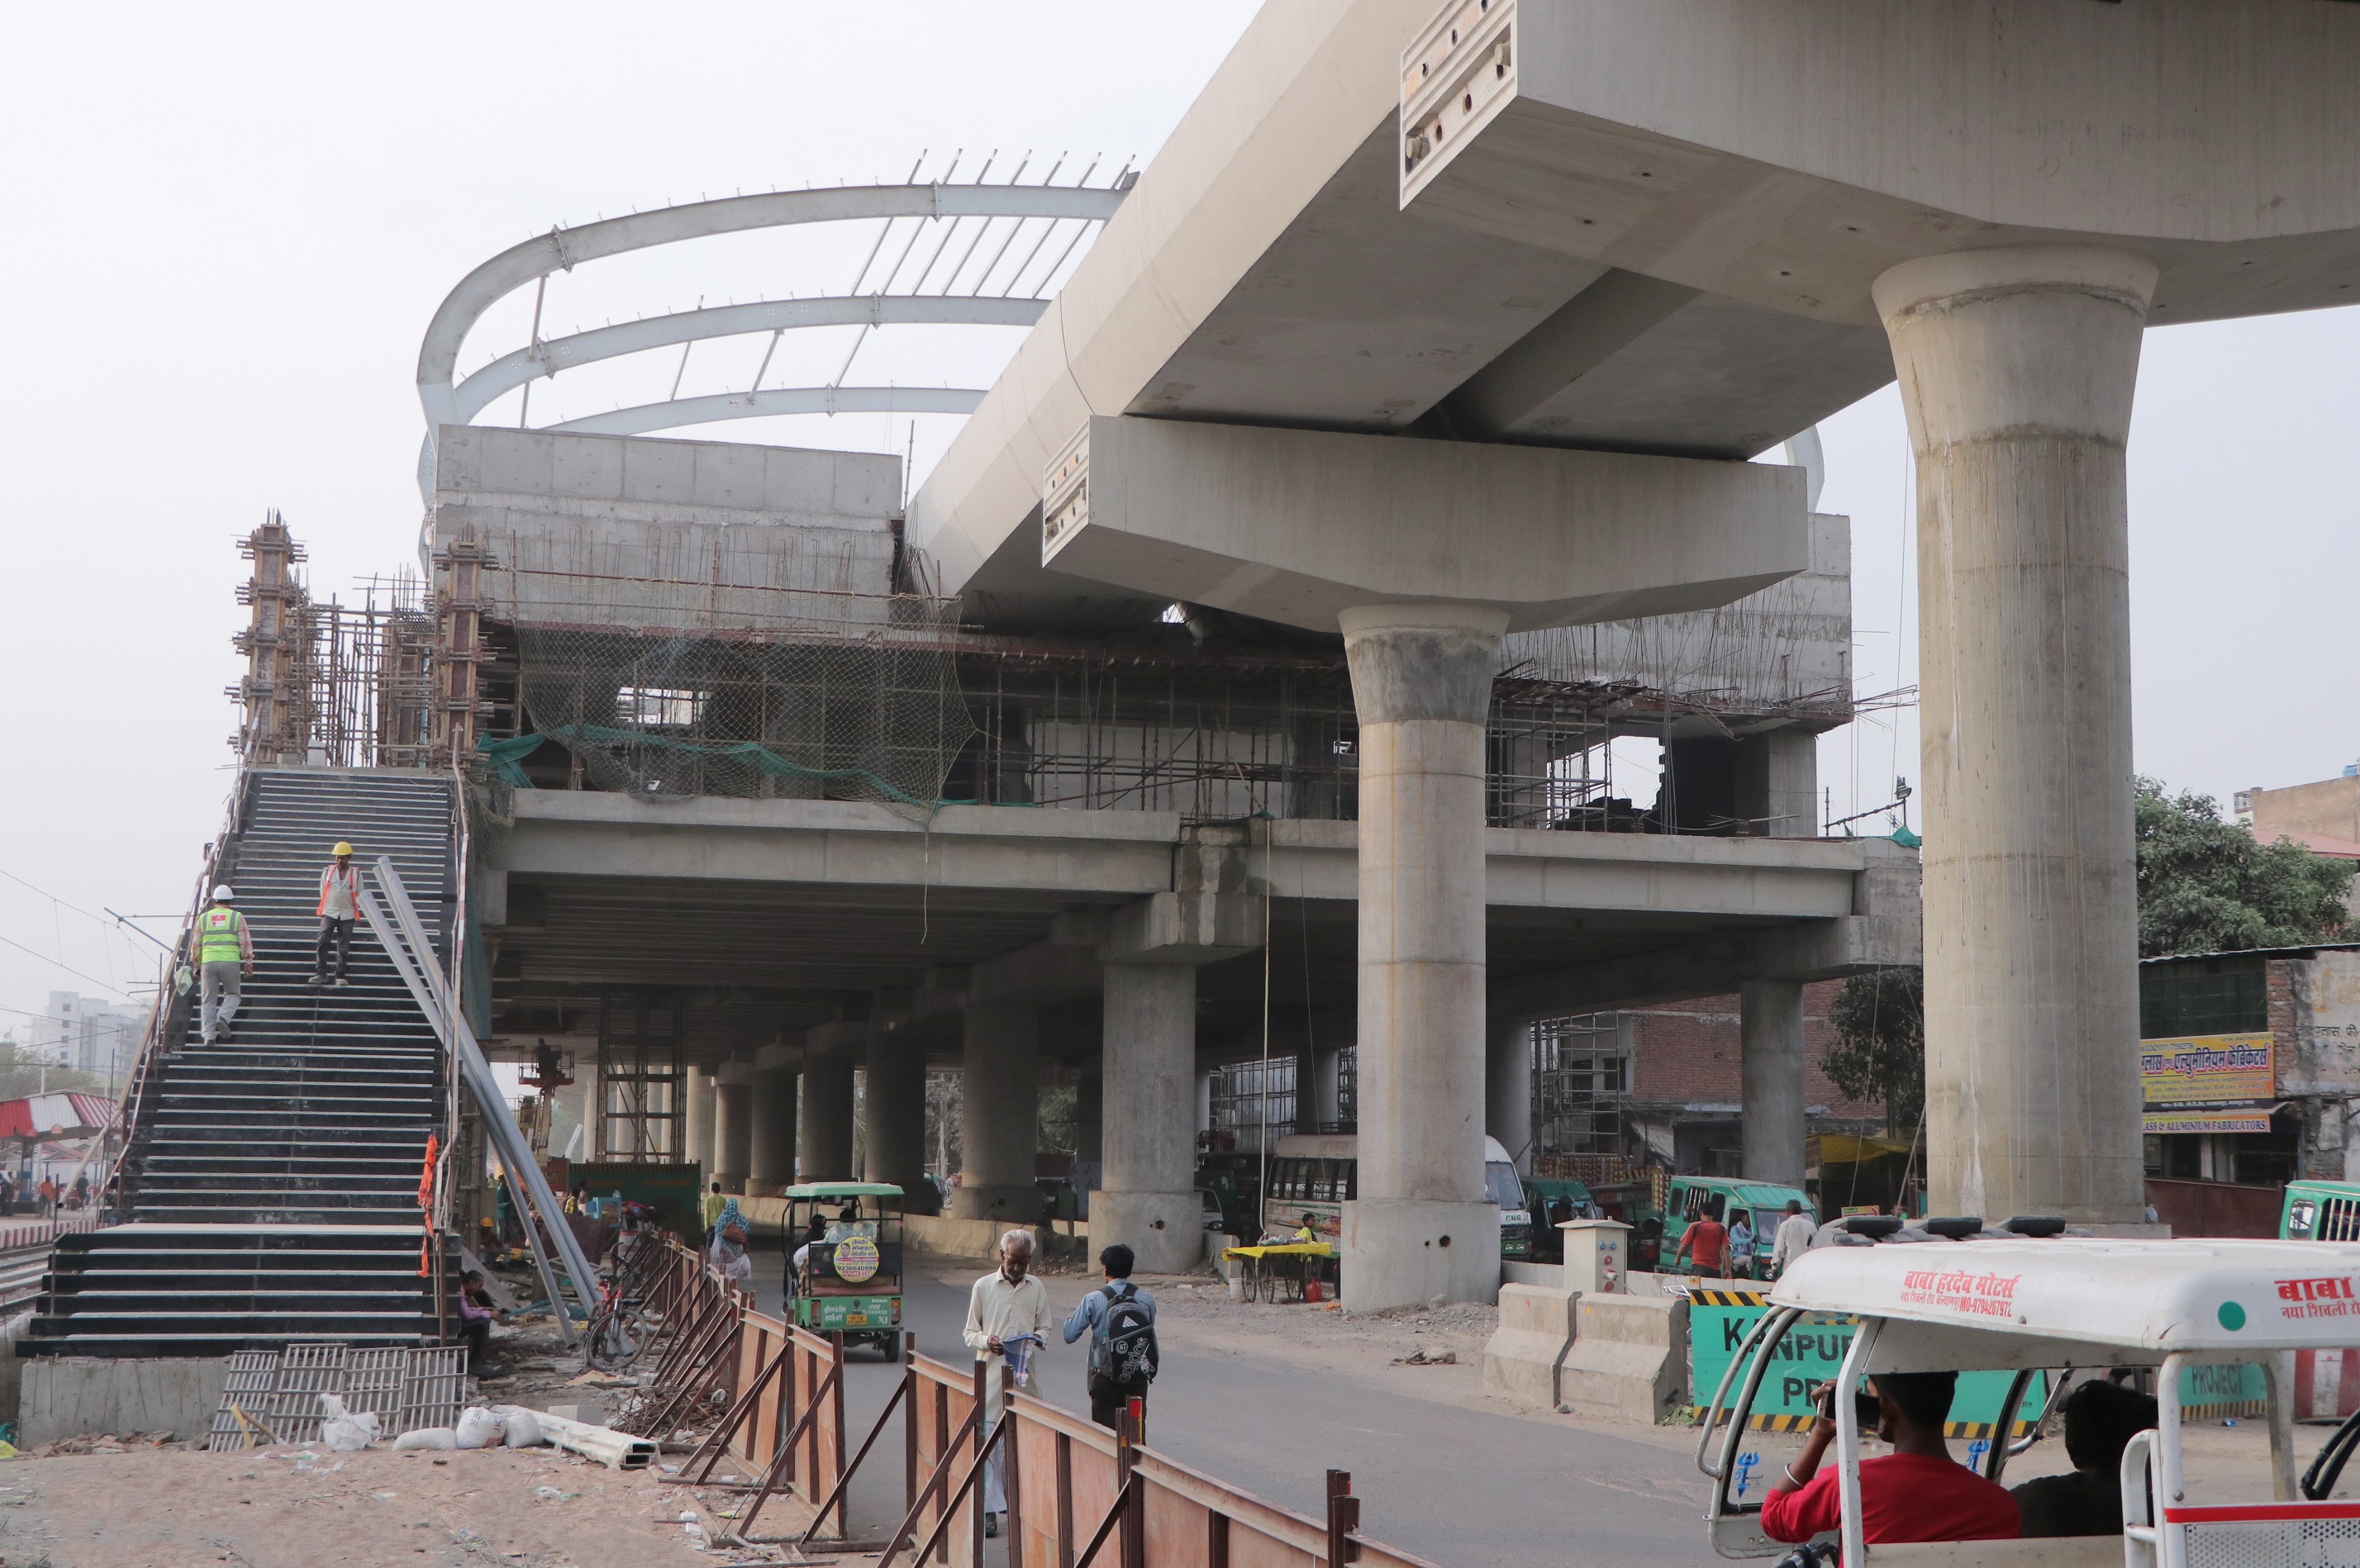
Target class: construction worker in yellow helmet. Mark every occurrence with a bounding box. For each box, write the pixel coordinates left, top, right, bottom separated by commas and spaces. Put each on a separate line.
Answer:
311, 840, 361, 988
196, 884, 254, 1043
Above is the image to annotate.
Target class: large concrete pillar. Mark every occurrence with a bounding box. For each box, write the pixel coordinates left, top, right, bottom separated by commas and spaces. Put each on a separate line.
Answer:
1097, 962, 1201, 1272
1485, 1019, 1533, 1175
1073, 1072, 1104, 1164
748, 1067, 798, 1196
683, 1063, 715, 1177
1338, 601, 1506, 1310
800, 1052, 857, 1182
1737, 729, 1820, 839
714, 1068, 753, 1194
1739, 980, 1807, 1188
864, 1035, 930, 1200
953, 1002, 1038, 1222
1874, 245, 2157, 1225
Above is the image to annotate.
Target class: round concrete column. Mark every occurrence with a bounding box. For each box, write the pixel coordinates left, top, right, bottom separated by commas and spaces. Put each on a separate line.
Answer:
953, 1002, 1038, 1222
714, 1078, 753, 1193
1097, 962, 1202, 1272
864, 1037, 930, 1203
683, 1064, 715, 1177
1739, 979, 1807, 1188
1485, 1019, 1533, 1175
1874, 246, 2158, 1225
800, 1055, 856, 1181
747, 1067, 798, 1196
1338, 601, 1507, 1309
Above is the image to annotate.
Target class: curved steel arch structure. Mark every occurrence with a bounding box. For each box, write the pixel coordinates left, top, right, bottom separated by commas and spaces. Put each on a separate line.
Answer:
547, 385, 985, 439
450, 295, 1045, 425
416, 178, 1129, 500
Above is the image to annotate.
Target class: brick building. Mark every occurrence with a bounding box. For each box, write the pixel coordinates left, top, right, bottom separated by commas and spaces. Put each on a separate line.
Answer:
1525, 981, 1891, 1209
2139, 942, 2360, 1235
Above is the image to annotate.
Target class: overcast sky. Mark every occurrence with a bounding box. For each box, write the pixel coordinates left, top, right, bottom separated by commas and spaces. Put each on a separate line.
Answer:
2, 2, 2356, 1030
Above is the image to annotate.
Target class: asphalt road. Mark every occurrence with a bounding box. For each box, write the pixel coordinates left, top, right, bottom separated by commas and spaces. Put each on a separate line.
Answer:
735, 1250, 1727, 1568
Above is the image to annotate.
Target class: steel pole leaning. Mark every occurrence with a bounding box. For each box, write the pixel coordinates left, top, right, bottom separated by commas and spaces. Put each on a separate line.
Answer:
359, 885, 577, 1346
369, 859, 600, 1321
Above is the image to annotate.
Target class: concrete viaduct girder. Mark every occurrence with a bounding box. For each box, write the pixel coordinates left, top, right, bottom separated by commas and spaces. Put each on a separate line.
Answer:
488, 791, 1882, 931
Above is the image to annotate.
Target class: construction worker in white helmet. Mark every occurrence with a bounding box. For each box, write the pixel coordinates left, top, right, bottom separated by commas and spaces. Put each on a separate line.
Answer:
196, 884, 254, 1044
312, 841, 360, 987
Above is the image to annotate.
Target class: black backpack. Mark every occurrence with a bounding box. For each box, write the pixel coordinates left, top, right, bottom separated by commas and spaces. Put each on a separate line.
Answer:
1092, 1281, 1159, 1386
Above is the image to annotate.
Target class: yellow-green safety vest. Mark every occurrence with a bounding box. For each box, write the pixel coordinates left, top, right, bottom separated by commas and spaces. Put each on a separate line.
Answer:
197, 906, 245, 965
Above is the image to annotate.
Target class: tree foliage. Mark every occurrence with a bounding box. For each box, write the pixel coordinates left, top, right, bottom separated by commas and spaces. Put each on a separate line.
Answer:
2135, 777, 2351, 958
1825, 967, 1926, 1134
0, 1040, 112, 1101
1817, 779, 2353, 1135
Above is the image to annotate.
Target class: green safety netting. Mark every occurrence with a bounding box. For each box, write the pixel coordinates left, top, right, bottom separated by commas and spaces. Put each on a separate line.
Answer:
476, 728, 976, 811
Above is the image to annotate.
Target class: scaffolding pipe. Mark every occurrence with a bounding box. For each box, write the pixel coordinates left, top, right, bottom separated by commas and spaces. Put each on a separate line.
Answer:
361, 858, 599, 1338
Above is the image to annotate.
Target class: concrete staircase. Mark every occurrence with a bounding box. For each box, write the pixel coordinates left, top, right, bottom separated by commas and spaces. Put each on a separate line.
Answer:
24, 771, 459, 1357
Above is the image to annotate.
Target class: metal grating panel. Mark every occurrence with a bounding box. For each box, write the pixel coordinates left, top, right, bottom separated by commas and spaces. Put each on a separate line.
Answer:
398, 1345, 468, 1435
206, 1351, 285, 1452
266, 1343, 351, 1446
343, 1347, 408, 1428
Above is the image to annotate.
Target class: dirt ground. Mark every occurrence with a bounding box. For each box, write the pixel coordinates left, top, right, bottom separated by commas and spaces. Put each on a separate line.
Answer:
0, 1442, 820, 1568
0, 1296, 823, 1568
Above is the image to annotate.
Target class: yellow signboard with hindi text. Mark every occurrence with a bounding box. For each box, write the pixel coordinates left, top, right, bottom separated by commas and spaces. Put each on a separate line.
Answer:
2140, 1033, 2275, 1108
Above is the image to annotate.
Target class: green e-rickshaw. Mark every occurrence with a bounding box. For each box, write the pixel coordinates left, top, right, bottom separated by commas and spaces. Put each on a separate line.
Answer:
783, 1181, 906, 1359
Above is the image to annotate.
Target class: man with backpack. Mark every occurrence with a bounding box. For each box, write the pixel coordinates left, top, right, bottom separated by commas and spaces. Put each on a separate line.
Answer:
1062, 1243, 1159, 1435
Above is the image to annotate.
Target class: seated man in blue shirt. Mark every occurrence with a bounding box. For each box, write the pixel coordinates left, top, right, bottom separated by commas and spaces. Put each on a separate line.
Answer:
1061, 1243, 1159, 1434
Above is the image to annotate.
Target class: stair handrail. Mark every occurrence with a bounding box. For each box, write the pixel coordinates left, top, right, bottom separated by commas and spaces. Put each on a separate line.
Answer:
362, 856, 599, 1341
104, 774, 254, 1219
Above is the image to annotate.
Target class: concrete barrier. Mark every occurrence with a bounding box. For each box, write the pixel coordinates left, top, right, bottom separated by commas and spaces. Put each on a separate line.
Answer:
1561, 1293, 1690, 1423
1501, 1261, 1566, 1290
18, 1356, 229, 1444
1480, 1283, 1577, 1409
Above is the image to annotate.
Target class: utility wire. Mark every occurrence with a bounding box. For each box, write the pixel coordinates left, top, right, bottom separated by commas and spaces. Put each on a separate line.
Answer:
0, 932, 138, 1000
0, 866, 121, 933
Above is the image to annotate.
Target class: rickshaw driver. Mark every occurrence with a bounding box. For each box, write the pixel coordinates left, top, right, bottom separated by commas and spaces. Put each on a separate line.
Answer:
1763, 1371, 2022, 1551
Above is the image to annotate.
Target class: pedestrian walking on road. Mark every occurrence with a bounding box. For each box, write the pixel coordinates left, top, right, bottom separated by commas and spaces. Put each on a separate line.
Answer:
1728, 1211, 1755, 1278
963, 1229, 1053, 1540
311, 842, 362, 987
1063, 1243, 1159, 1436
197, 884, 254, 1044
1673, 1195, 1730, 1277
701, 1180, 726, 1245
1769, 1199, 1817, 1280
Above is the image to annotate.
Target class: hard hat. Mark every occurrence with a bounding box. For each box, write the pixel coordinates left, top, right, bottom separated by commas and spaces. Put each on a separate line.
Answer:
332, 841, 354, 857
212, 884, 235, 901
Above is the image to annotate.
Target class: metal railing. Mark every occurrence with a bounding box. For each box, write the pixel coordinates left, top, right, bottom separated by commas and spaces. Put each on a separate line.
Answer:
105, 776, 254, 1218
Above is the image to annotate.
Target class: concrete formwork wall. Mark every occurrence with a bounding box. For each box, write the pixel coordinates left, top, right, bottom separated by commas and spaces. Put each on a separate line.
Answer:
431, 426, 902, 632
18, 1357, 229, 1444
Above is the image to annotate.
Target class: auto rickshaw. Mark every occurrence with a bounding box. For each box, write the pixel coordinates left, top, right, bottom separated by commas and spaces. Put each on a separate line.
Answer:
782, 1181, 905, 1360
1699, 1224, 2360, 1568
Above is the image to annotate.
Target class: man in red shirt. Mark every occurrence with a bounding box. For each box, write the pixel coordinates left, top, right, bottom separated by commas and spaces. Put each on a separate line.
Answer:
1762, 1371, 2020, 1551
1675, 1199, 1730, 1276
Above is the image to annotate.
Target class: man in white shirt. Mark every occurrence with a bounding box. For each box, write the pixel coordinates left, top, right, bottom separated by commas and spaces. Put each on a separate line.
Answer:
1768, 1199, 1818, 1280
312, 841, 362, 987
962, 1228, 1053, 1537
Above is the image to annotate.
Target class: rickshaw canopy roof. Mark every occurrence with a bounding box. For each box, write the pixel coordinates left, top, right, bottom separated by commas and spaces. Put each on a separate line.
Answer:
1770, 1237, 2360, 1356
785, 1182, 905, 1200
